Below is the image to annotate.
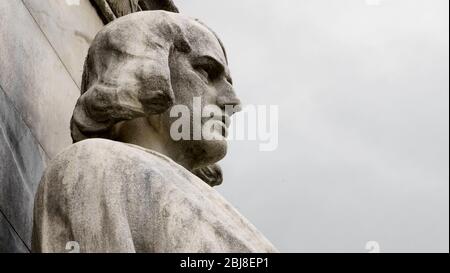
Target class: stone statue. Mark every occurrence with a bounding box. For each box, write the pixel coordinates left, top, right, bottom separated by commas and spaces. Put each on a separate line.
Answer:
31, 11, 277, 253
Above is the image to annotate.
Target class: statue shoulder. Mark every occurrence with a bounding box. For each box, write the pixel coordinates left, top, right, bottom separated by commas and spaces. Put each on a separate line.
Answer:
44, 139, 178, 181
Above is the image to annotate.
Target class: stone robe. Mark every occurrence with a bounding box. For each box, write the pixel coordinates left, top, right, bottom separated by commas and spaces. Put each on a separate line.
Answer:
32, 139, 277, 253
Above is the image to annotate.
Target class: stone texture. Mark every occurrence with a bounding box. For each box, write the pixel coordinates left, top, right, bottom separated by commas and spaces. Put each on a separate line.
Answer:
70, 11, 180, 142
0, 212, 29, 253
0, 0, 82, 158
91, 0, 179, 24
22, 0, 104, 88
70, 11, 234, 186
1, 0, 102, 252
0, 87, 47, 249
32, 139, 277, 253
32, 11, 275, 252
139, 0, 179, 13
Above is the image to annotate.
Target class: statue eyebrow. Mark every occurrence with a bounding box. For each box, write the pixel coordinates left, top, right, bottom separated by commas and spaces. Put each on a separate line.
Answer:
192, 55, 233, 84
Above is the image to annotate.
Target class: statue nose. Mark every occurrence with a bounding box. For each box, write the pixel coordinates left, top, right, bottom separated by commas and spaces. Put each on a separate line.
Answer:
215, 78, 242, 114
217, 95, 242, 114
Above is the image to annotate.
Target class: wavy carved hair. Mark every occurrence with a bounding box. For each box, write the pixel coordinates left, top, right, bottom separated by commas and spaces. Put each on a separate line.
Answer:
71, 11, 193, 142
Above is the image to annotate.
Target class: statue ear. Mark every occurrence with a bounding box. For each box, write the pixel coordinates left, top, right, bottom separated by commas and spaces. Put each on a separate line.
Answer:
192, 164, 223, 187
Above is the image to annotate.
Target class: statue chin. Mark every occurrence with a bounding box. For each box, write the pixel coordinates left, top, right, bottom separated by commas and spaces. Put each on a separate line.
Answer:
185, 138, 228, 169
204, 139, 228, 163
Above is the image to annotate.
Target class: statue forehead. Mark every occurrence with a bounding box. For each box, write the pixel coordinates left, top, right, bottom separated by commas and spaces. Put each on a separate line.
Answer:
183, 22, 228, 67
97, 11, 228, 69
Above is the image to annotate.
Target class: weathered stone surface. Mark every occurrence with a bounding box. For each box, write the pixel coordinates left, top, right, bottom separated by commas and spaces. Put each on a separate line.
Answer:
70, 11, 178, 142
32, 11, 275, 253
0, 213, 29, 253
0, 87, 47, 249
1, 0, 101, 252
192, 164, 224, 187
33, 139, 277, 253
139, 0, 179, 13
86, 1, 224, 187
22, 0, 104, 88
71, 11, 234, 185
0, 0, 80, 158
91, 0, 179, 24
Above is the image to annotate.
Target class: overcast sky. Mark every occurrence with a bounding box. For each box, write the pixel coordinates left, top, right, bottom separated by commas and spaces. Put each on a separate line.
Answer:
178, 0, 449, 252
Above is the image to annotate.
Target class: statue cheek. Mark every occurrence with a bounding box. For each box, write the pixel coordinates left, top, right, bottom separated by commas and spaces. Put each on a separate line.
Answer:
139, 89, 174, 115
137, 73, 175, 114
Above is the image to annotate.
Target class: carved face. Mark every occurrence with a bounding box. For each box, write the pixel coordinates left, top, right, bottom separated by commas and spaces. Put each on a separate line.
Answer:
157, 22, 241, 168
71, 11, 240, 171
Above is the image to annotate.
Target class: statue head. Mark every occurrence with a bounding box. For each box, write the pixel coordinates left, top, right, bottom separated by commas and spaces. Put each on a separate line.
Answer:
71, 11, 241, 185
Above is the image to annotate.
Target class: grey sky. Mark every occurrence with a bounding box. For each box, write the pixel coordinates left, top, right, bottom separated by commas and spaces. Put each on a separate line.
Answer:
177, 0, 449, 252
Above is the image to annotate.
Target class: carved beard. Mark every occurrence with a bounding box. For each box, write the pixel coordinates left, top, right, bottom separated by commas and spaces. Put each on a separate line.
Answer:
192, 164, 223, 187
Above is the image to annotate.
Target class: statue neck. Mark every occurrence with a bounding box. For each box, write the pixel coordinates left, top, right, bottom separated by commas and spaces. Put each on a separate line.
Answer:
112, 117, 195, 171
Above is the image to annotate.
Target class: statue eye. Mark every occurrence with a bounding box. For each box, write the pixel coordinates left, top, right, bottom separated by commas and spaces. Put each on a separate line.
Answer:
195, 67, 211, 83
192, 56, 224, 84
